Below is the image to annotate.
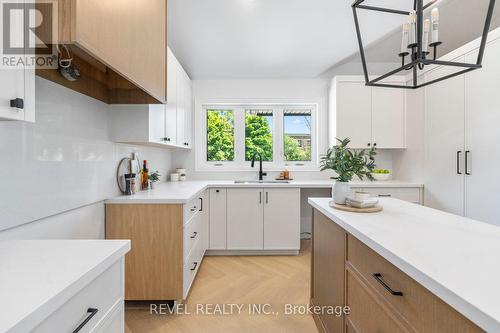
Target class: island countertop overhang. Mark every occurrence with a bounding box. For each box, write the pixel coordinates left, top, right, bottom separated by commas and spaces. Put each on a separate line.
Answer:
308, 197, 500, 333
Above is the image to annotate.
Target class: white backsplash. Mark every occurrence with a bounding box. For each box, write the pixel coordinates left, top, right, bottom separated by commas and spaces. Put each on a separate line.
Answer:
0, 78, 173, 234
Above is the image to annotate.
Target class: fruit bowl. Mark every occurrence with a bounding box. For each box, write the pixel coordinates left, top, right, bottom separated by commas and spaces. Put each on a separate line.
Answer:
372, 169, 391, 181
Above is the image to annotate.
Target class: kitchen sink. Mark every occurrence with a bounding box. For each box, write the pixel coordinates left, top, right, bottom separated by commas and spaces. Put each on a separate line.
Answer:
233, 180, 290, 184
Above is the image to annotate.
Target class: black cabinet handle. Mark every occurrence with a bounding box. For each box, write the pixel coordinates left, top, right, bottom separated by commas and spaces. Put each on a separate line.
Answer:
199, 197, 203, 211
265, 192, 269, 204
10, 98, 24, 109
372, 273, 403, 296
190, 206, 197, 212
457, 151, 463, 174
465, 150, 471, 175
190, 262, 198, 271
367, 143, 371, 147
190, 231, 198, 239
73, 308, 98, 333
373, 143, 377, 147
216, 189, 220, 193
378, 194, 392, 197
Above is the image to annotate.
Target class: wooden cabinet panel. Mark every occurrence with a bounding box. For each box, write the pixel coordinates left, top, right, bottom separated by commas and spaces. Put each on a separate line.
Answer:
312, 210, 345, 333
346, 269, 411, 333
209, 188, 227, 250
226, 188, 264, 250
347, 235, 483, 333
263, 188, 300, 250
106, 204, 183, 300
73, 0, 167, 102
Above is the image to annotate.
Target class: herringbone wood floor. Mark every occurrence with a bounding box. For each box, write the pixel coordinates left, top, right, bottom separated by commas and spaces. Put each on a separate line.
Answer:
125, 240, 318, 333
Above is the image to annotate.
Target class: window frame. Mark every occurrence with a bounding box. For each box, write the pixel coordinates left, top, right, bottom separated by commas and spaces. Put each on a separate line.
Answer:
196, 101, 318, 172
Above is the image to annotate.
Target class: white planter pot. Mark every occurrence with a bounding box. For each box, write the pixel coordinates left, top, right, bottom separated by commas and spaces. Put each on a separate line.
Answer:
333, 181, 350, 205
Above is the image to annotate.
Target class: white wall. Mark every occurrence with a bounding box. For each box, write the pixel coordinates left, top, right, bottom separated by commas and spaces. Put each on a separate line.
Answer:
173, 79, 394, 180
0, 78, 173, 239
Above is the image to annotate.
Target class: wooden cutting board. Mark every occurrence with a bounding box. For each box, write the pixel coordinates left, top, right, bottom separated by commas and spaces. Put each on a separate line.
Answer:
329, 201, 383, 213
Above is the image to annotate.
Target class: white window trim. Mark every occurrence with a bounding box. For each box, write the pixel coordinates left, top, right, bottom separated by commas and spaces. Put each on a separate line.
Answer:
195, 99, 319, 172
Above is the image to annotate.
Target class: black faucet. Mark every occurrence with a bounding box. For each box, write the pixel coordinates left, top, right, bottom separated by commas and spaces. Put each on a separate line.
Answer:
251, 152, 267, 181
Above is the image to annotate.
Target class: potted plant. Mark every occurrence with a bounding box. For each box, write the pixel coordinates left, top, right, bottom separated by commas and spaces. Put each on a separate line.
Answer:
320, 138, 376, 204
148, 171, 161, 189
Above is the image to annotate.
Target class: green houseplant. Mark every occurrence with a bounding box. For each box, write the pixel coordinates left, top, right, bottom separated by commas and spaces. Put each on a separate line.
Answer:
148, 171, 161, 189
320, 138, 376, 204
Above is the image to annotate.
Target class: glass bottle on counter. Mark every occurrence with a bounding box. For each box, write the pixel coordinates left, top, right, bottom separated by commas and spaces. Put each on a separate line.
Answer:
141, 160, 149, 190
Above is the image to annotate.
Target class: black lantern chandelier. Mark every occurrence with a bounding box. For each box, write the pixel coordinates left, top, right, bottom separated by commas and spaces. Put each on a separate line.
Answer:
352, 0, 497, 89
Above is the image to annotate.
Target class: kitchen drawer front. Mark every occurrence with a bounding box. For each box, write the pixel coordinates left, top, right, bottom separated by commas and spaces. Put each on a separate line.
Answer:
183, 237, 204, 299
184, 197, 201, 224
363, 187, 421, 203
347, 235, 483, 333
346, 269, 411, 333
93, 299, 124, 333
34, 261, 122, 333
184, 212, 202, 259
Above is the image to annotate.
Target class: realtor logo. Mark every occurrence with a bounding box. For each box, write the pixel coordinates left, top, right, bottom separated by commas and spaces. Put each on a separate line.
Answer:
1, 0, 57, 68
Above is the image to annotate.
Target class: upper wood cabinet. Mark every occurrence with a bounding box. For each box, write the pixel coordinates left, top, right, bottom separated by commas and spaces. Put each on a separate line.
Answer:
36, 0, 167, 104
329, 76, 406, 149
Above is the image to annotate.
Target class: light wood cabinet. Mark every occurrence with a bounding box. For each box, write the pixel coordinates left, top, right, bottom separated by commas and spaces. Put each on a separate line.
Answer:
311, 210, 345, 333
311, 208, 483, 333
106, 192, 209, 301
36, 0, 167, 104
329, 76, 406, 149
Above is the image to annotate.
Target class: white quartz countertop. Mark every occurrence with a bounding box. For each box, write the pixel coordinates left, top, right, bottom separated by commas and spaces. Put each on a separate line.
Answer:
308, 197, 500, 332
0, 240, 131, 333
105, 180, 423, 204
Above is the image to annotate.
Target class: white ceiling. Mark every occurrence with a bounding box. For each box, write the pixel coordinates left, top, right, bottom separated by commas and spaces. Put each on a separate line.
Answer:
168, 0, 412, 79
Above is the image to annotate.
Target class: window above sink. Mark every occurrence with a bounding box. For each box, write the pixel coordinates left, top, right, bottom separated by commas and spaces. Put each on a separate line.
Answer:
198, 103, 318, 172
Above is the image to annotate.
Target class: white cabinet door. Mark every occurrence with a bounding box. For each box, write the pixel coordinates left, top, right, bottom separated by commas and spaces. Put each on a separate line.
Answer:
148, 104, 165, 144
263, 188, 300, 250
165, 48, 177, 144
464, 39, 500, 225
209, 188, 227, 249
424, 59, 465, 215
176, 69, 186, 146
335, 81, 372, 148
183, 77, 193, 148
372, 87, 405, 149
227, 188, 263, 250
0, 2, 26, 122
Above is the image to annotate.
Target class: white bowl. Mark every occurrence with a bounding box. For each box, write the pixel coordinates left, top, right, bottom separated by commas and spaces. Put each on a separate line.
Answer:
372, 173, 391, 181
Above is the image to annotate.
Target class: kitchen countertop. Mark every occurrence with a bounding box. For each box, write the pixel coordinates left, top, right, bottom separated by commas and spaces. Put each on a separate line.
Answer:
105, 180, 423, 204
308, 197, 500, 332
0, 240, 131, 333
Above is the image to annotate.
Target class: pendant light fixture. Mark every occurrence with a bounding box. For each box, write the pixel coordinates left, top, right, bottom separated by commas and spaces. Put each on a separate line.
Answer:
352, 0, 496, 89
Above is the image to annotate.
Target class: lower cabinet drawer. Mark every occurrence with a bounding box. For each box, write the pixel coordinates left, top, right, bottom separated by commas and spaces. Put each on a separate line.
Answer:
183, 239, 204, 299
184, 213, 201, 258
347, 235, 483, 333
34, 261, 122, 333
363, 187, 421, 203
184, 197, 200, 224
346, 269, 410, 333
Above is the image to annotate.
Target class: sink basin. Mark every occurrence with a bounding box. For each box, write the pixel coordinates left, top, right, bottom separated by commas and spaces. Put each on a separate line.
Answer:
234, 180, 290, 184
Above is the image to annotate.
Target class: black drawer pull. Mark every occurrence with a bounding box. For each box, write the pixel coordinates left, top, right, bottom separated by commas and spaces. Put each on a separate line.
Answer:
10, 98, 24, 109
73, 308, 98, 333
378, 194, 392, 197
190, 231, 198, 239
190, 206, 197, 212
372, 273, 403, 296
190, 262, 198, 271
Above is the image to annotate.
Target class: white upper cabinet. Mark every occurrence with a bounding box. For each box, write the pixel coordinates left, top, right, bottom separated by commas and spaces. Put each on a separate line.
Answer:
330, 76, 406, 149
0, 4, 35, 123
109, 48, 192, 149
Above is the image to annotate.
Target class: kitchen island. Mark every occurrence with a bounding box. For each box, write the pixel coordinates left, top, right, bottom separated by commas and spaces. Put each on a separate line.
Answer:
308, 197, 500, 333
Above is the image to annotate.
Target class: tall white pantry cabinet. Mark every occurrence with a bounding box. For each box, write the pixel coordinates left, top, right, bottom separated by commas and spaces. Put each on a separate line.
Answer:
424, 28, 500, 226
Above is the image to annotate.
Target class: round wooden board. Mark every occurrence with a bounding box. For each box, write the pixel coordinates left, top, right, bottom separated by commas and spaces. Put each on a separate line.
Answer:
329, 201, 383, 213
